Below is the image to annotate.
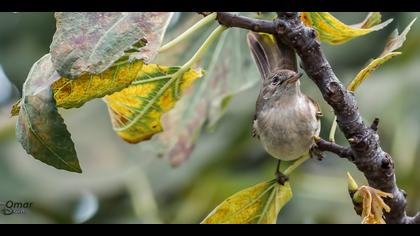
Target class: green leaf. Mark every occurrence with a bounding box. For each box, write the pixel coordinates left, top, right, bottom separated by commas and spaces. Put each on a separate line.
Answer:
50, 12, 173, 79
157, 27, 260, 166
206, 28, 260, 129
104, 64, 203, 143
201, 180, 292, 224
14, 54, 82, 172
301, 12, 392, 45
16, 88, 81, 173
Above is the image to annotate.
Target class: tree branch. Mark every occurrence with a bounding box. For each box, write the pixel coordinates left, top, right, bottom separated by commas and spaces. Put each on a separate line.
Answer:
315, 138, 354, 161
216, 12, 420, 224
217, 12, 276, 34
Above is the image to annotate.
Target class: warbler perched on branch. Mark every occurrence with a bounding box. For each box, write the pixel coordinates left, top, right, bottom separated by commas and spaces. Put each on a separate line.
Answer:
247, 32, 322, 184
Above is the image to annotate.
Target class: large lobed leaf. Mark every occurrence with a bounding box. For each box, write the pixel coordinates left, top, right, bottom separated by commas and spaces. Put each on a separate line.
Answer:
104, 64, 203, 143
201, 180, 292, 224
50, 12, 172, 79
206, 28, 260, 129
301, 12, 393, 45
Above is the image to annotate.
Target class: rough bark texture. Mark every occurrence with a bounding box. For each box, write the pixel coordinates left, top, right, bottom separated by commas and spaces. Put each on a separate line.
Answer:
216, 12, 420, 224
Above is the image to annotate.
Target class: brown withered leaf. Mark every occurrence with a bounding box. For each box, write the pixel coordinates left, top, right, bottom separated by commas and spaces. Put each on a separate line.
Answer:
357, 186, 393, 224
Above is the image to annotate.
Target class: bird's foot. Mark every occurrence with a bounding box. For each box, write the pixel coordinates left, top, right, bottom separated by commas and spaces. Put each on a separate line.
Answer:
275, 160, 289, 185
309, 144, 324, 161
316, 111, 323, 119
275, 171, 289, 185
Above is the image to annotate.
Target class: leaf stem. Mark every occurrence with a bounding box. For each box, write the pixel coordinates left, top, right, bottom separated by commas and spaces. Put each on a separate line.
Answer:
115, 26, 226, 132
159, 12, 218, 53
180, 25, 227, 72
283, 153, 310, 176
329, 117, 337, 142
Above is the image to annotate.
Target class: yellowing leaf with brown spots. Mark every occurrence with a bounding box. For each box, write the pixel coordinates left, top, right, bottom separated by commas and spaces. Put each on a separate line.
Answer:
104, 64, 203, 143
201, 180, 292, 224
301, 12, 392, 45
11, 55, 144, 115
52, 61, 144, 109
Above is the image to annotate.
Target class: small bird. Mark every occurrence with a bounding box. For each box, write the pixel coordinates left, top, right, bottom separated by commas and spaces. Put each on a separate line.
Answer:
247, 32, 322, 184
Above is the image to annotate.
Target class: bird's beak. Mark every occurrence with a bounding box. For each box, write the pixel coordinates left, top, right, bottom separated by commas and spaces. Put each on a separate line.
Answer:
286, 72, 303, 84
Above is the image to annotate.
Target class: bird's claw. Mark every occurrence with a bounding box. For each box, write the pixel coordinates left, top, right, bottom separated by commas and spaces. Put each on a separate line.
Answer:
316, 112, 323, 119
310, 145, 324, 161
275, 171, 289, 185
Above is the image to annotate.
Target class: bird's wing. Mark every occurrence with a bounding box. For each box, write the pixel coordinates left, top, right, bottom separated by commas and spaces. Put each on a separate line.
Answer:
252, 119, 260, 139
306, 95, 322, 120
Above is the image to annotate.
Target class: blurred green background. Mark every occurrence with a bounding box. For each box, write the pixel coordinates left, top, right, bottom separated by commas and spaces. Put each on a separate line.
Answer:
0, 12, 419, 224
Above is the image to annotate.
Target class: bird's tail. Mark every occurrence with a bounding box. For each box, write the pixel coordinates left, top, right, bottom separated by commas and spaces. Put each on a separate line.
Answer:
246, 32, 297, 80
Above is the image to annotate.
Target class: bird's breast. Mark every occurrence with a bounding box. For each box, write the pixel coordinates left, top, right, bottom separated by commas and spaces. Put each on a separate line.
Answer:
255, 96, 320, 161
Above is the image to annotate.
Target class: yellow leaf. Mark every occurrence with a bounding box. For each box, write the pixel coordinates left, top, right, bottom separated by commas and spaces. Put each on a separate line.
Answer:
52, 61, 144, 109
201, 180, 292, 224
348, 52, 401, 92
301, 12, 392, 45
329, 19, 415, 141
104, 64, 203, 143
347, 18, 416, 92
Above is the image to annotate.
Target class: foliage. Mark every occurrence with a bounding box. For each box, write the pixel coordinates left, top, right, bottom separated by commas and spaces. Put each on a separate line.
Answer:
104, 64, 203, 143
201, 180, 292, 224
8, 12, 417, 223
329, 17, 416, 142
301, 12, 392, 45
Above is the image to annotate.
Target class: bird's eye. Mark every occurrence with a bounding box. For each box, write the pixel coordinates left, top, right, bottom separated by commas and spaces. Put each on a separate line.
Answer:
271, 76, 280, 85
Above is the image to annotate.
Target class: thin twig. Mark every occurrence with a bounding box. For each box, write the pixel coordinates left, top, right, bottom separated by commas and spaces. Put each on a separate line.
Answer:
315, 138, 354, 161
217, 12, 276, 34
